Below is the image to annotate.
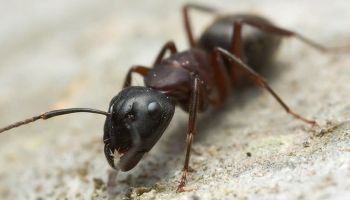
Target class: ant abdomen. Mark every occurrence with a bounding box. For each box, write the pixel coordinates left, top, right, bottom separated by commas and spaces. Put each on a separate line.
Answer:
198, 14, 281, 71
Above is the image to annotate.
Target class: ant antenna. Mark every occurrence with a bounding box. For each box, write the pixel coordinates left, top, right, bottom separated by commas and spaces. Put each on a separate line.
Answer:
0, 108, 111, 134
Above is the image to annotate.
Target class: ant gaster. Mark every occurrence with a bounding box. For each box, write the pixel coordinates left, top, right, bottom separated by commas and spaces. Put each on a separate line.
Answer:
0, 4, 349, 192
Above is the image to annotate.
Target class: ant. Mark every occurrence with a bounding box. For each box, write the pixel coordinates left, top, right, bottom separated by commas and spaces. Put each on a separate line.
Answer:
0, 3, 349, 193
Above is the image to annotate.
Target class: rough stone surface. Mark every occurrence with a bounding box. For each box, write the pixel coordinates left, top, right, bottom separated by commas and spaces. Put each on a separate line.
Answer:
0, 0, 350, 199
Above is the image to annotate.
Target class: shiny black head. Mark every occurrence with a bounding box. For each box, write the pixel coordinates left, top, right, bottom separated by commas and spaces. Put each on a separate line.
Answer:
103, 86, 175, 171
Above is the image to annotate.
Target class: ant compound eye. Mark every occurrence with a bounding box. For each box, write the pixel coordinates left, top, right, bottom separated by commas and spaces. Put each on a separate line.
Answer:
147, 102, 161, 118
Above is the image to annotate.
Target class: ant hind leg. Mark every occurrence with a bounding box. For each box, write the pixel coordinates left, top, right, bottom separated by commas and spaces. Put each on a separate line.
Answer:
214, 47, 318, 126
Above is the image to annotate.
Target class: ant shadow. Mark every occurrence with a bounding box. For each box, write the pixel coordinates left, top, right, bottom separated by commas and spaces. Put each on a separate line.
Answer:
119, 58, 290, 189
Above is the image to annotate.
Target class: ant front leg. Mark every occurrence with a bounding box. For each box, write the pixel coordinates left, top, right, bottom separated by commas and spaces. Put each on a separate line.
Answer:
123, 41, 178, 88
214, 47, 318, 126
177, 76, 201, 193
183, 4, 216, 48
153, 41, 178, 65
233, 19, 350, 53
123, 66, 150, 88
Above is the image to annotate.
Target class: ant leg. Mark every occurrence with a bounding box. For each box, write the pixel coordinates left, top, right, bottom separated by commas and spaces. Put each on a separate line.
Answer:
123, 66, 150, 88
214, 47, 318, 126
209, 50, 233, 105
124, 41, 178, 88
231, 21, 243, 58
236, 19, 350, 53
229, 21, 243, 84
177, 76, 200, 193
183, 4, 216, 48
153, 41, 178, 65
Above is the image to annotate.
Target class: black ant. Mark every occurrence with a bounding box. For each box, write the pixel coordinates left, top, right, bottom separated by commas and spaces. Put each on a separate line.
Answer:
0, 4, 349, 192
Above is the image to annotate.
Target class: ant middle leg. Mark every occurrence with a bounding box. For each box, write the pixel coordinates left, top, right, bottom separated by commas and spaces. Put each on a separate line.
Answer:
209, 50, 233, 105
213, 47, 318, 126
229, 21, 244, 84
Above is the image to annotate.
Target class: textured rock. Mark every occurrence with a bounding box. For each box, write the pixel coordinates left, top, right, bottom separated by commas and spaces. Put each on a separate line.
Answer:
0, 0, 350, 199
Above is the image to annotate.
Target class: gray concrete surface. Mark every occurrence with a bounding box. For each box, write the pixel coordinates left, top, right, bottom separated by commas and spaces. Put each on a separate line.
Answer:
0, 0, 350, 199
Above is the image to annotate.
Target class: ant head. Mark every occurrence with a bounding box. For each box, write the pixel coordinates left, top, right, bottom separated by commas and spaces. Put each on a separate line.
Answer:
103, 86, 175, 171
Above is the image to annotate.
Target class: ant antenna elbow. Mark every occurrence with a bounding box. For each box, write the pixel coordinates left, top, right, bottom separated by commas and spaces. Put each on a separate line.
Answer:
0, 108, 111, 134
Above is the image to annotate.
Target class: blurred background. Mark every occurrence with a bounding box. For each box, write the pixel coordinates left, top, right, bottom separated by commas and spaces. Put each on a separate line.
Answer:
1, 0, 350, 199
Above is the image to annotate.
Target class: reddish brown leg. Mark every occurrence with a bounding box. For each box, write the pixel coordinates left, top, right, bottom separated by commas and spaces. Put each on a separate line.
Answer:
215, 47, 318, 126
235, 19, 350, 53
230, 21, 243, 83
153, 41, 178, 65
209, 50, 233, 105
123, 66, 150, 88
231, 21, 243, 58
124, 41, 178, 88
183, 4, 216, 48
176, 76, 200, 193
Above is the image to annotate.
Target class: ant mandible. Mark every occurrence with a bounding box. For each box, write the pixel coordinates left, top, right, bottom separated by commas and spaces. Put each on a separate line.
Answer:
0, 3, 348, 192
